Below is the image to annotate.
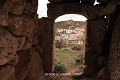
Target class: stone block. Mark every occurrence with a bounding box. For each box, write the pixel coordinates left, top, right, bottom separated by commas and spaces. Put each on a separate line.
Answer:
0, 9, 8, 26
0, 27, 18, 65
0, 65, 16, 80
8, 15, 35, 39
24, 1, 38, 14
47, 3, 98, 19
15, 48, 44, 80
108, 11, 120, 80
39, 18, 54, 73
7, 54, 19, 65
4, 0, 26, 15
84, 19, 106, 76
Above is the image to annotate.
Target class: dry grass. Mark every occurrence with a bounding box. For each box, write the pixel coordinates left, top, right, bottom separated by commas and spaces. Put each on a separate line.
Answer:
54, 45, 85, 73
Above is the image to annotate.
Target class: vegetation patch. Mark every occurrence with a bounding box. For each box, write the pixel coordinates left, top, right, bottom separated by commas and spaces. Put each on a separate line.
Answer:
53, 63, 66, 73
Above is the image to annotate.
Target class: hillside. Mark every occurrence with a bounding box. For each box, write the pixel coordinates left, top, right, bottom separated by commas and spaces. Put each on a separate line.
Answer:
54, 20, 86, 29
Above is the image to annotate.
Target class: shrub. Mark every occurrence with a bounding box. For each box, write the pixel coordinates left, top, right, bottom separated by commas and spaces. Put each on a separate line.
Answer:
53, 63, 66, 73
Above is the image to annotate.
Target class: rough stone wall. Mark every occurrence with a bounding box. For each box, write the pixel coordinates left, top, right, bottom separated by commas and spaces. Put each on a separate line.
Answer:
107, 5, 120, 80
0, 0, 46, 80
38, 18, 54, 73
84, 19, 106, 77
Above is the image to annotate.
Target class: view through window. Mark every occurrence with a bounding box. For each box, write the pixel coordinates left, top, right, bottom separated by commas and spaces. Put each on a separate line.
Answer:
53, 14, 87, 75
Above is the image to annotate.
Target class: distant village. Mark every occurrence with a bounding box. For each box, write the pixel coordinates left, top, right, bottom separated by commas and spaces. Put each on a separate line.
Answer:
54, 20, 86, 47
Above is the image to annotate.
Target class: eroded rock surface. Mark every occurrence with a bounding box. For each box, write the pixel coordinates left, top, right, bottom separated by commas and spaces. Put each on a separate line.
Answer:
0, 0, 45, 80
0, 65, 16, 80
0, 27, 18, 65
15, 48, 45, 80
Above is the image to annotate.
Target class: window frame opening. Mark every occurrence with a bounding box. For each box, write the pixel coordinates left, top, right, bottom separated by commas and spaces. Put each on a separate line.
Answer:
53, 14, 87, 75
